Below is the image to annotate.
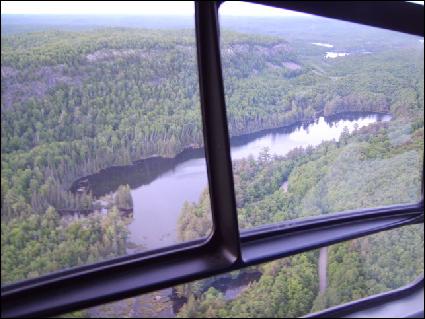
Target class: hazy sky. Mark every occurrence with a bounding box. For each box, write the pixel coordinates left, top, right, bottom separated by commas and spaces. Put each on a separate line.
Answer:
1, 1, 309, 16
2, 1, 422, 16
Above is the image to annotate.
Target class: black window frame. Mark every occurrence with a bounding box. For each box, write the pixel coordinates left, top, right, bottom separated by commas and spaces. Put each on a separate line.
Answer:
1, 1, 424, 318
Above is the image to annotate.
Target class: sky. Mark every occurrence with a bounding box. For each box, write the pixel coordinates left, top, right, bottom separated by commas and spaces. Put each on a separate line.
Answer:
1, 1, 422, 16
0, 1, 310, 16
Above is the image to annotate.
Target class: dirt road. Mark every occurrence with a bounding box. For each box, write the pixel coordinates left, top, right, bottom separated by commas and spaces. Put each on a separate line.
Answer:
319, 246, 328, 293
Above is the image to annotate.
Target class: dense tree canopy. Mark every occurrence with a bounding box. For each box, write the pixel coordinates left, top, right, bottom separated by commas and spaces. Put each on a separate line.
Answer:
1, 22, 423, 318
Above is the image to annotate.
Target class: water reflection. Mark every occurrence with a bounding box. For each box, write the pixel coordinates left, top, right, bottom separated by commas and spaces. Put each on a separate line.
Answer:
71, 112, 391, 250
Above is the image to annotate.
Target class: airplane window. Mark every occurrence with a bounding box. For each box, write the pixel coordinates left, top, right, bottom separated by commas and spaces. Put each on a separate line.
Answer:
1, 1, 213, 285
63, 225, 423, 318
1, 1, 423, 318
202, 1, 425, 233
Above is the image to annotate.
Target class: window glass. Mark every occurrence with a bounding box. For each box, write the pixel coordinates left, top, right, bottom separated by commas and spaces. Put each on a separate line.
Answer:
1, 1, 212, 285
203, 1, 423, 232
72, 224, 423, 318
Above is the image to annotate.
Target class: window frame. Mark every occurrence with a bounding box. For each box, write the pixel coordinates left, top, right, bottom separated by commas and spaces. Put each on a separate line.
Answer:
304, 275, 424, 318
1, 1, 424, 317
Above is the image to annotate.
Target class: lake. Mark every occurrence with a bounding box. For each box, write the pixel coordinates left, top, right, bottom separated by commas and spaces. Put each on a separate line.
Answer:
71, 112, 391, 251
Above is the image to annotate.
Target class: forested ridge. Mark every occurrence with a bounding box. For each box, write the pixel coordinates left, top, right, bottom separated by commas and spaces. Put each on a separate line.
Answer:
3, 28, 415, 219
176, 42, 424, 316
176, 108, 424, 318
1, 23, 424, 318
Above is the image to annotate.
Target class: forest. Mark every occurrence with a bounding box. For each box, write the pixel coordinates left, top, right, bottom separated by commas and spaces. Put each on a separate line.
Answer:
2, 28, 419, 222
176, 114, 423, 317
1, 19, 424, 318
174, 32, 423, 315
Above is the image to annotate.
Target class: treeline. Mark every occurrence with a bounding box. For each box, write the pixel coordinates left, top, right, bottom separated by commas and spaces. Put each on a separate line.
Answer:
114, 185, 133, 210
179, 120, 423, 237
178, 251, 319, 318
311, 225, 424, 312
1, 29, 291, 221
3, 28, 421, 222
1, 206, 128, 284
176, 90, 423, 316
175, 225, 423, 318
1, 181, 133, 285
1, 26, 423, 290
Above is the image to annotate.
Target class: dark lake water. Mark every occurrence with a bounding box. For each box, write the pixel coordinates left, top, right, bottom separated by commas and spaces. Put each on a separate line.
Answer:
71, 113, 391, 251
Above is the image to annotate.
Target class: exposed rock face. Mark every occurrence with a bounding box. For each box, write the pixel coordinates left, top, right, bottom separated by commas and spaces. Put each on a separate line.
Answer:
281, 181, 289, 192
86, 48, 150, 62
1, 66, 18, 78
282, 61, 301, 70
221, 42, 290, 58
85, 46, 195, 63
1, 64, 84, 110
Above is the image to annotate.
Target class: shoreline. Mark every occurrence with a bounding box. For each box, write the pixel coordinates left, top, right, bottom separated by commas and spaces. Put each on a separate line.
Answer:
70, 111, 391, 195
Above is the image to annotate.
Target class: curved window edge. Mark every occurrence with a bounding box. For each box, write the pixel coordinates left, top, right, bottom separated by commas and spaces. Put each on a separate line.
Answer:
1, 1, 424, 317
304, 275, 424, 318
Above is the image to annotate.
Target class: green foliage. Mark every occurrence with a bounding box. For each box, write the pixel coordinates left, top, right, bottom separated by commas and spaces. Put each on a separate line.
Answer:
114, 185, 133, 210
1, 23, 423, 318
56, 310, 88, 318
311, 225, 424, 312
4, 28, 422, 221
178, 288, 227, 318
178, 189, 212, 242
1, 206, 128, 284
177, 95, 423, 318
